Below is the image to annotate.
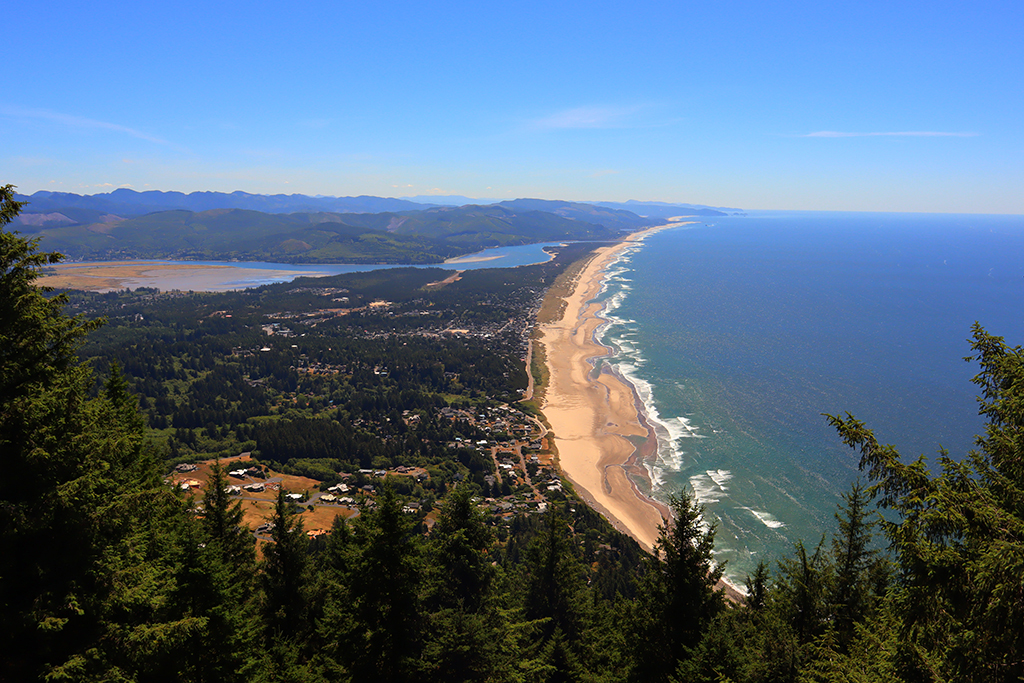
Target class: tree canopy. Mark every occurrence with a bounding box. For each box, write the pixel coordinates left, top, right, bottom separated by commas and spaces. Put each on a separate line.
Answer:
3, 181, 1023, 681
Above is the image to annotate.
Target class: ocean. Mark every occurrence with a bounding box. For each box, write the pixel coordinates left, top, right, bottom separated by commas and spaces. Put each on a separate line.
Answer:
594, 211, 1024, 584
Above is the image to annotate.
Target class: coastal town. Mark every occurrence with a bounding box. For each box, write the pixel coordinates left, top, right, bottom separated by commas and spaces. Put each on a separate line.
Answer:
166, 399, 567, 541
58, 226, 676, 555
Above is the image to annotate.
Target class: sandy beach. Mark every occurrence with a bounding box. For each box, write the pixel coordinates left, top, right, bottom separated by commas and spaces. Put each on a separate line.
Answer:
537, 222, 688, 551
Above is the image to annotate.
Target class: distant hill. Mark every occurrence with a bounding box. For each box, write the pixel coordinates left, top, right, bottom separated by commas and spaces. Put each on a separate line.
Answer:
494, 199, 660, 232
588, 200, 735, 218
338, 203, 650, 244
10, 189, 720, 263
21, 203, 636, 263
14, 189, 433, 219
13, 190, 742, 223
27, 209, 461, 263
400, 194, 502, 206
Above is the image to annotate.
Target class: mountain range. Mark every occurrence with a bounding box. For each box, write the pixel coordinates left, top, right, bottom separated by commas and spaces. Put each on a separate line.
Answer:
10, 189, 731, 263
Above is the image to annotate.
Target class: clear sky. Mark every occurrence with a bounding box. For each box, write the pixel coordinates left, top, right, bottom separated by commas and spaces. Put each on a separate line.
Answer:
5, 1, 1023, 213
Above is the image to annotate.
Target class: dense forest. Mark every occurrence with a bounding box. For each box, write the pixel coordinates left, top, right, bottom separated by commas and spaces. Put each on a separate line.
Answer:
3, 184, 1024, 681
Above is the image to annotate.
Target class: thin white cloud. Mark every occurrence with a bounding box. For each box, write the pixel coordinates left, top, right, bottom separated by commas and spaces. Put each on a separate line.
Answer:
804, 130, 979, 138
0, 105, 174, 146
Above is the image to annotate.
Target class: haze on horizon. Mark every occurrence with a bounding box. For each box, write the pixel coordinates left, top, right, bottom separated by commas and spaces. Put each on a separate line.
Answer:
4, 1, 1023, 215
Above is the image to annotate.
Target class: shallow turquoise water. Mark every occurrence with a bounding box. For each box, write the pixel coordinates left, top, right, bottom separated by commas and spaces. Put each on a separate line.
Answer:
593, 211, 1024, 584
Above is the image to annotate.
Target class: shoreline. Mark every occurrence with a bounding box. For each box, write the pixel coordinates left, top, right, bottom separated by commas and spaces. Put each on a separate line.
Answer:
535, 221, 746, 601
536, 222, 686, 552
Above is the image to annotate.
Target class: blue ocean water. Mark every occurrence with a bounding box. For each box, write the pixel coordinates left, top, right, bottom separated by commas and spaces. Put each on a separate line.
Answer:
594, 211, 1024, 584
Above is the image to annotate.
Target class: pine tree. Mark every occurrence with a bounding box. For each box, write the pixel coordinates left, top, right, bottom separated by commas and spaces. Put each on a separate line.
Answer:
521, 505, 589, 644
258, 488, 313, 681
420, 484, 508, 682
262, 488, 310, 631
168, 462, 259, 682
776, 538, 830, 647
827, 323, 1024, 681
0, 193, 207, 678
0, 185, 184, 680
828, 480, 884, 649
744, 560, 770, 612
629, 492, 726, 683
342, 483, 423, 683
425, 482, 494, 611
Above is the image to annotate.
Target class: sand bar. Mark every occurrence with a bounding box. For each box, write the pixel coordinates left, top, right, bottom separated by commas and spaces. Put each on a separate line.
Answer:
38, 261, 332, 293
537, 222, 690, 551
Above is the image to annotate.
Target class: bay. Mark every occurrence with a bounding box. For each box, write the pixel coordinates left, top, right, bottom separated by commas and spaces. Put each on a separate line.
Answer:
112, 241, 564, 291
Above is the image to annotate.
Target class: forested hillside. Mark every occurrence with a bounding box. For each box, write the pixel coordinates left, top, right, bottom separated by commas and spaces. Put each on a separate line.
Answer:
12, 193, 652, 263
3, 184, 1023, 681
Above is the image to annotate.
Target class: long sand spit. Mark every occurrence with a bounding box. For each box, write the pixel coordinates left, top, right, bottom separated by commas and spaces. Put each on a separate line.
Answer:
37, 261, 332, 293
537, 223, 685, 552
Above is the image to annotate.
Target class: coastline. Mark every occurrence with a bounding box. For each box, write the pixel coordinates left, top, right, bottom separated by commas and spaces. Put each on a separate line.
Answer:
537, 220, 746, 601
536, 222, 687, 552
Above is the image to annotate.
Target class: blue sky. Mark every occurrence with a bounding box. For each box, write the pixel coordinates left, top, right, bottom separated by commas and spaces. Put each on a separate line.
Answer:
5, 1, 1023, 212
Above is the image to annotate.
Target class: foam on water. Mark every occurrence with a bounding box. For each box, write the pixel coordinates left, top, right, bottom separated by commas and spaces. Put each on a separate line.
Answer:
689, 472, 725, 504
739, 507, 786, 529
595, 247, 703, 479
650, 465, 666, 488
706, 469, 732, 489
587, 227, 795, 583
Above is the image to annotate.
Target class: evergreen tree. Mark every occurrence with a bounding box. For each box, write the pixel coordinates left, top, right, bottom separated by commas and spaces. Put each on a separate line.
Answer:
420, 483, 506, 682
342, 483, 423, 683
258, 488, 313, 681
744, 560, 770, 612
827, 323, 1024, 681
425, 482, 495, 611
262, 488, 311, 631
0, 186, 191, 680
629, 492, 726, 683
520, 505, 590, 653
167, 462, 259, 682
827, 480, 885, 650
775, 538, 830, 647
309, 514, 355, 681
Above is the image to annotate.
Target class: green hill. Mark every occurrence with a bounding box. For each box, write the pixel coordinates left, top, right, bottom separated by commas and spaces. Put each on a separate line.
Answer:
29, 203, 642, 263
